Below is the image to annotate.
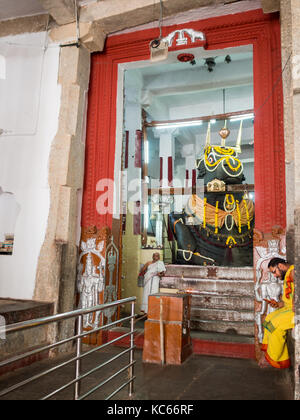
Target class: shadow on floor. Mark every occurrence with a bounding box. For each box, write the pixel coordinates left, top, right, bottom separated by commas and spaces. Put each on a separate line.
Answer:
0, 345, 292, 401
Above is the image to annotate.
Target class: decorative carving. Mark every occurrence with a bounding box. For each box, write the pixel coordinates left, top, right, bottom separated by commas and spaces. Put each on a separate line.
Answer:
253, 228, 266, 247
162, 29, 206, 48
207, 178, 226, 192
255, 272, 283, 343
77, 226, 110, 329
207, 267, 218, 278
103, 236, 119, 324
254, 229, 286, 343
77, 236, 106, 328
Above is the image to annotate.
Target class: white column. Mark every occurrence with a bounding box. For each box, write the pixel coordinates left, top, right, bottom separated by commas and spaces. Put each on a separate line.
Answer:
155, 127, 176, 189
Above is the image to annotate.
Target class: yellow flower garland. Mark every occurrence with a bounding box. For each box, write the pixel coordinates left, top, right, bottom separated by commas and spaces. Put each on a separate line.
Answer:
204, 148, 242, 172
215, 201, 219, 234
189, 195, 254, 234
226, 236, 237, 248
236, 200, 242, 233
225, 156, 242, 172
243, 199, 251, 230
226, 194, 235, 206
213, 146, 235, 156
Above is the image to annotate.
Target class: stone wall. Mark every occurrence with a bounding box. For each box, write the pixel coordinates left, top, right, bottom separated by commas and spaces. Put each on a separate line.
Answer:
280, 0, 300, 400
33, 45, 91, 348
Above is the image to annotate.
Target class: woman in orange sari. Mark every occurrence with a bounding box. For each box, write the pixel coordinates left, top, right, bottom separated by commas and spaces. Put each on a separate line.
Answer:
259, 258, 294, 369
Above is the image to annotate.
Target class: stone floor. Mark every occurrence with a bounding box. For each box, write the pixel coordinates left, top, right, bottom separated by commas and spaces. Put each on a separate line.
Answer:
0, 345, 292, 400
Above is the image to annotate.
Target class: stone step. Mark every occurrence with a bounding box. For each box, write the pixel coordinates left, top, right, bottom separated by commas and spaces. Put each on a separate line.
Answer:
190, 319, 254, 336
161, 265, 255, 337
108, 327, 256, 359
191, 307, 254, 323
191, 293, 254, 311
165, 264, 254, 281
160, 276, 254, 297
190, 330, 254, 344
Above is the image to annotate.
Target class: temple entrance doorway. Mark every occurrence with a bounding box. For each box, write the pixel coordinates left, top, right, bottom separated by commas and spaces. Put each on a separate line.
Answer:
120, 44, 255, 338
82, 11, 285, 358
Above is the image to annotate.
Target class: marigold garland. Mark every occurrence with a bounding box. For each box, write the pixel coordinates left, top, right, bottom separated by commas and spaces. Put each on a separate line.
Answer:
213, 146, 235, 156
203, 197, 207, 228
215, 201, 219, 234
204, 148, 242, 172
225, 156, 242, 172
243, 199, 251, 230
236, 200, 242, 233
187, 195, 254, 233
226, 194, 234, 206
226, 236, 237, 248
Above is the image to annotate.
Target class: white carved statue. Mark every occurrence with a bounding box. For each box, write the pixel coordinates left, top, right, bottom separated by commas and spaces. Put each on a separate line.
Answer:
78, 253, 102, 328
254, 238, 285, 342
77, 238, 106, 328
255, 272, 283, 343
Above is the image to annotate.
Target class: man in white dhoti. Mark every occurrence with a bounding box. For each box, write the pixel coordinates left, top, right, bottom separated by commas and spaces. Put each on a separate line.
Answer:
140, 252, 166, 314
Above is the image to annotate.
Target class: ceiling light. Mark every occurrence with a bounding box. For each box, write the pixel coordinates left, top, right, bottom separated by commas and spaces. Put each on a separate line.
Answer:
177, 53, 196, 66
205, 57, 216, 72
229, 113, 254, 122
155, 120, 203, 129
225, 55, 232, 64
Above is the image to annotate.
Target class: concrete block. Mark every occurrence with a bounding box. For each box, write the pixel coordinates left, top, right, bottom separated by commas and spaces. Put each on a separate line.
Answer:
58, 46, 90, 89
80, 0, 224, 33
50, 21, 106, 53
0, 15, 49, 38
49, 134, 72, 187
262, 0, 280, 13
39, 0, 76, 25
80, 21, 106, 53
55, 186, 77, 244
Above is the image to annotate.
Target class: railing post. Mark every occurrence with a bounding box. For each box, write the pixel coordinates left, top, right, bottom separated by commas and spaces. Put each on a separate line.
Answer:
129, 300, 135, 397
74, 314, 83, 400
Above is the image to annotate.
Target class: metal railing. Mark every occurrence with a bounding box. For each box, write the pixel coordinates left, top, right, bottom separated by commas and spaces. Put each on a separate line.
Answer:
0, 297, 136, 400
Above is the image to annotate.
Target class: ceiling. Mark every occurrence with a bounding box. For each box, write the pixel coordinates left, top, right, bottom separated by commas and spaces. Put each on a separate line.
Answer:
137, 48, 253, 77
0, 0, 46, 21
125, 46, 254, 121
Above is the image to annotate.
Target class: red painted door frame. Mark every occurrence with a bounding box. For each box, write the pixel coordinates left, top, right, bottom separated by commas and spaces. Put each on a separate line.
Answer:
82, 9, 285, 235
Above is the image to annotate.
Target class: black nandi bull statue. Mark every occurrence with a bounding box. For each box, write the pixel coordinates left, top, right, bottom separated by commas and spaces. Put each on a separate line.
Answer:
169, 122, 254, 267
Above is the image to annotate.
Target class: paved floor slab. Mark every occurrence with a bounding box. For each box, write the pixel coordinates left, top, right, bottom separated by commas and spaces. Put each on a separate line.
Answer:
0, 346, 292, 400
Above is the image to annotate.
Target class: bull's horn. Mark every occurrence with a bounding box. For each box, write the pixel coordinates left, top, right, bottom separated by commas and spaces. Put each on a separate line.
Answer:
235, 120, 243, 154
205, 121, 211, 149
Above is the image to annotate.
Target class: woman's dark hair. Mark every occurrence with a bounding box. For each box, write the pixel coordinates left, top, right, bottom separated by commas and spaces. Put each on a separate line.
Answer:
268, 257, 287, 268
